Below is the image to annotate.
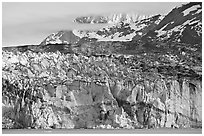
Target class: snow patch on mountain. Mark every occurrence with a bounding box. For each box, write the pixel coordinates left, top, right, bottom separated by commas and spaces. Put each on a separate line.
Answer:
43, 31, 68, 45
154, 15, 165, 25
130, 23, 147, 31
154, 2, 202, 43
156, 24, 169, 37
72, 29, 84, 38
97, 32, 136, 41
182, 4, 201, 16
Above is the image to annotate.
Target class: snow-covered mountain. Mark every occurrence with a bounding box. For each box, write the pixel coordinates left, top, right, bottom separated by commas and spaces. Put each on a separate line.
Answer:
41, 15, 163, 45
74, 13, 150, 24
41, 2, 202, 45
148, 2, 202, 44
40, 30, 80, 45
73, 15, 163, 42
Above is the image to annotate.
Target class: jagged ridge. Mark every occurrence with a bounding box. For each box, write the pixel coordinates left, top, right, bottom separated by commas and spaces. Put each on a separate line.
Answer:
41, 3, 201, 45
74, 13, 150, 24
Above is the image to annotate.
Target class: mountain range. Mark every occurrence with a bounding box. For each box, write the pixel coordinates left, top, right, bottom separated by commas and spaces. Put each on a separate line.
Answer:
40, 2, 201, 46
74, 13, 150, 24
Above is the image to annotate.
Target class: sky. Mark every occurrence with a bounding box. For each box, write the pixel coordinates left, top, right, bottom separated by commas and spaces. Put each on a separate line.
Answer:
2, 2, 187, 47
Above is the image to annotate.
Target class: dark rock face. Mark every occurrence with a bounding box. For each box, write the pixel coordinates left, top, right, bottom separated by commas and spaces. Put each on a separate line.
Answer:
147, 2, 202, 44
155, 2, 202, 30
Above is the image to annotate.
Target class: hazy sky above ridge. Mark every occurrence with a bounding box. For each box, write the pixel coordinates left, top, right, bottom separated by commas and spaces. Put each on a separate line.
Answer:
2, 2, 187, 46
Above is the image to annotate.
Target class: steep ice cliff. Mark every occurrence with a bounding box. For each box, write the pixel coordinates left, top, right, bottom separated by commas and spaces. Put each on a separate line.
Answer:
2, 51, 202, 129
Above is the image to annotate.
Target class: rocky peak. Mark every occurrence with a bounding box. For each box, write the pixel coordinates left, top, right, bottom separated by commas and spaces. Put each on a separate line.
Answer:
40, 30, 80, 45
74, 13, 151, 24
107, 13, 150, 24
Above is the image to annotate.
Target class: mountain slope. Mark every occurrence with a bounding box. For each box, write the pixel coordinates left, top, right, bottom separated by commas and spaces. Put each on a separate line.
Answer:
41, 3, 201, 45
145, 2, 202, 44
42, 14, 163, 44
40, 30, 80, 45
